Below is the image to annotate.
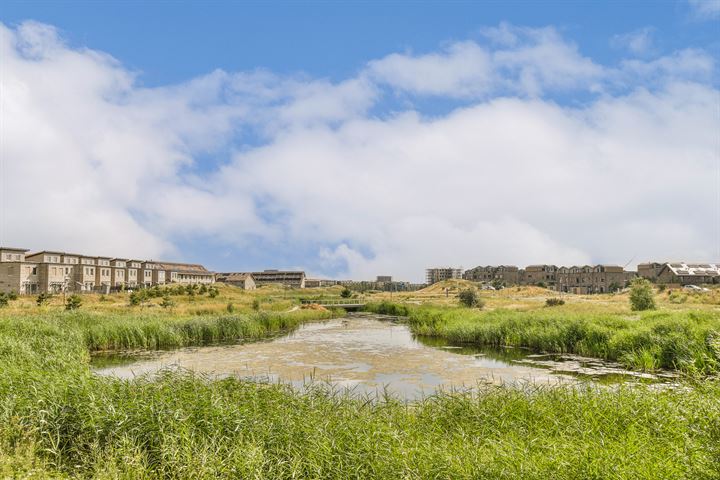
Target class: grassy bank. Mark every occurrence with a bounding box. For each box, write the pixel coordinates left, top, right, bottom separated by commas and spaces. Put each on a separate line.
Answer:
1, 314, 719, 479
1, 290, 719, 478
365, 302, 720, 374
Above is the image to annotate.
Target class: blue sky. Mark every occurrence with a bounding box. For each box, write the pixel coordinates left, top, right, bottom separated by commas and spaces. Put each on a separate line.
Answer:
1, 1, 719, 281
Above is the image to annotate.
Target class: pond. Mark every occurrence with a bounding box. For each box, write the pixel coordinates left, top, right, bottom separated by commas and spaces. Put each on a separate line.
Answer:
92, 313, 675, 400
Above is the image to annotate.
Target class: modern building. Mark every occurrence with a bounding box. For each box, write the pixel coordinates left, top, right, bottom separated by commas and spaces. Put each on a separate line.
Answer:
555, 265, 631, 294
249, 270, 306, 288
0, 246, 214, 294
520, 265, 558, 287
215, 272, 256, 290
426, 267, 463, 285
656, 263, 718, 285
0, 247, 38, 294
159, 262, 214, 285
463, 265, 520, 285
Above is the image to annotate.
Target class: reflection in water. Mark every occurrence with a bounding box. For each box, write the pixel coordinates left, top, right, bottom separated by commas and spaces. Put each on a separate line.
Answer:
92, 314, 671, 400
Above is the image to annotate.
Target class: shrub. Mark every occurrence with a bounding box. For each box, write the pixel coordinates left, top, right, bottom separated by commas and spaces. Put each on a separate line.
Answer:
609, 282, 622, 293
0, 293, 8, 308
251, 298, 261, 311
65, 294, 82, 311
629, 278, 656, 311
536, 281, 547, 289
340, 287, 352, 298
7, 291, 18, 301
36, 292, 52, 306
208, 287, 219, 298
199, 284, 208, 295
227, 302, 236, 313
545, 298, 565, 307
160, 295, 175, 309
129, 290, 147, 306
458, 289, 483, 308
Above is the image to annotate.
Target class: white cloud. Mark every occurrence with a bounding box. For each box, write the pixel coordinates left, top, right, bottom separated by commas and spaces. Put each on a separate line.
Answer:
611, 27, 655, 55
1, 21, 718, 280
688, 0, 720, 18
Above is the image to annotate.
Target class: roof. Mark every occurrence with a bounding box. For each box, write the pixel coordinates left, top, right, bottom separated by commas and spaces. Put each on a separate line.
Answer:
663, 262, 719, 277
156, 262, 211, 274
0, 246, 29, 252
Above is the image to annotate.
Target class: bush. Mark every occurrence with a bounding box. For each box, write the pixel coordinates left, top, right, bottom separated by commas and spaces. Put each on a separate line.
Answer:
609, 282, 622, 293
545, 298, 565, 307
227, 302, 235, 313
630, 278, 656, 311
0, 293, 8, 308
65, 294, 82, 311
340, 287, 352, 298
536, 281, 547, 289
36, 292, 52, 306
129, 290, 147, 306
7, 291, 18, 301
160, 295, 175, 309
251, 298, 261, 311
458, 289, 483, 308
208, 287, 219, 298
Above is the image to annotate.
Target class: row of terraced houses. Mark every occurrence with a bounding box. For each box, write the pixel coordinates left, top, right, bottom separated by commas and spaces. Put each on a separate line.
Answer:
427, 261, 719, 294
0, 247, 214, 294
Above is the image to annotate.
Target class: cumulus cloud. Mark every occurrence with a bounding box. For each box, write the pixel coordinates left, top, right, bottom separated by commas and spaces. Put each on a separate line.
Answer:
611, 27, 655, 55
688, 0, 720, 19
1, 21, 718, 280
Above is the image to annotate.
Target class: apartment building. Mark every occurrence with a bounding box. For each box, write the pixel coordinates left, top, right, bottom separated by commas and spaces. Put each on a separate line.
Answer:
425, 267, 463, 285
463, 265, 519, 285
215, 272, 256, 290
0, 246, 215, 294
637, 262, 665, 282
125, 260, 142, 287
520, 265, 558, 287
555, 265, 632, 294
159, 262, 213, 285
0, 247, 39, 294
656, 263, 719, 285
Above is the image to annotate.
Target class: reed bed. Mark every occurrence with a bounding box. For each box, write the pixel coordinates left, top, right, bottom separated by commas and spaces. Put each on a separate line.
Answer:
0, 305, 719, 478
365, 302, 720, 374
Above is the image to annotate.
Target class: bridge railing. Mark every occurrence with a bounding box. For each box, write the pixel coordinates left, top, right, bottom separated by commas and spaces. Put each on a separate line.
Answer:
300, 298, 366, 305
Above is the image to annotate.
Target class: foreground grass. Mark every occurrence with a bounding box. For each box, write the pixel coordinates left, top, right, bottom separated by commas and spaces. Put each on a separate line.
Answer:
0, 301, 719, 478
365, 302, 720, 374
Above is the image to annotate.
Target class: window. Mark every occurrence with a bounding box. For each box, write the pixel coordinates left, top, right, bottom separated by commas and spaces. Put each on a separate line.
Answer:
32, 267, 37, 275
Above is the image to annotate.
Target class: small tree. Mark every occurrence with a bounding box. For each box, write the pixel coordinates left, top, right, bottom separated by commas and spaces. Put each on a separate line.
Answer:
199, 284, 208, 295
160, 294, 175, 309
36, 292, 52, 306
340, 287, 352, 298
629, 278, 656, 311
65, 294, 82, 311
458, 289, 483, 308
208, 287, 219, 298
129, 290, 147, 306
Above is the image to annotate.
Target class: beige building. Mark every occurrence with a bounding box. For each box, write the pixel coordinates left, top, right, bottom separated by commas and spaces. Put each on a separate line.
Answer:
0, 247, 39, 294
556, 265, 631, 294
125, 260, 142, 287
520, 265, 558, 287
24, 251, 73, 293
463, 265, 519, 285
656, 263, 718, 285
426, 267, 463, 285
159, 262, 214, 285
250, 270, 306, 288
110, 259, 127, 289
215, 272, 256, 290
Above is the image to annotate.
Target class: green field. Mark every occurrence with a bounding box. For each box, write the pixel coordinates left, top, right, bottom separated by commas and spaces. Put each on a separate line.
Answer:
1, 284, 719, 479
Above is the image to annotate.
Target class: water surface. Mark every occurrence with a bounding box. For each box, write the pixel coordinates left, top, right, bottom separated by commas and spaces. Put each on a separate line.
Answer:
93, 314, 671, 399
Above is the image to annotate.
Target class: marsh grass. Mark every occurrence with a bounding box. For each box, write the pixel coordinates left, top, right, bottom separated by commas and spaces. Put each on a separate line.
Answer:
1, 294, 719, 478
366, 302, 720, 373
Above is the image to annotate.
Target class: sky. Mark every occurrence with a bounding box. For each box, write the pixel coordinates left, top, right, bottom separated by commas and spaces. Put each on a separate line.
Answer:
1, 1, 719, 282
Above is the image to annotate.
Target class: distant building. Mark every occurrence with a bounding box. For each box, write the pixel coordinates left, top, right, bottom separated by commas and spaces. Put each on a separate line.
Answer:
215, 272, 256, 290
426, 267, 462, 285
304, 279, 342, 288
250, 270, 306, 288
463, 265, 519, 285
520, 265, 558, 287
376, 276, 393, 283
555, 265, 631, 294
637, 262, 667, 282
656, 263, 718, 285
0, 246, 214, 294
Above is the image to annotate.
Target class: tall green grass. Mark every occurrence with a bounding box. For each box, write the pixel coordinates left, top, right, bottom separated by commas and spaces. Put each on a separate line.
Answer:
366, 302, 720, 373
1, 308, 719, 478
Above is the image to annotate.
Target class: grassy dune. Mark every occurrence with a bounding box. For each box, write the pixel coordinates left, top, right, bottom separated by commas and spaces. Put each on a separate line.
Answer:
365, 302, 720, 373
